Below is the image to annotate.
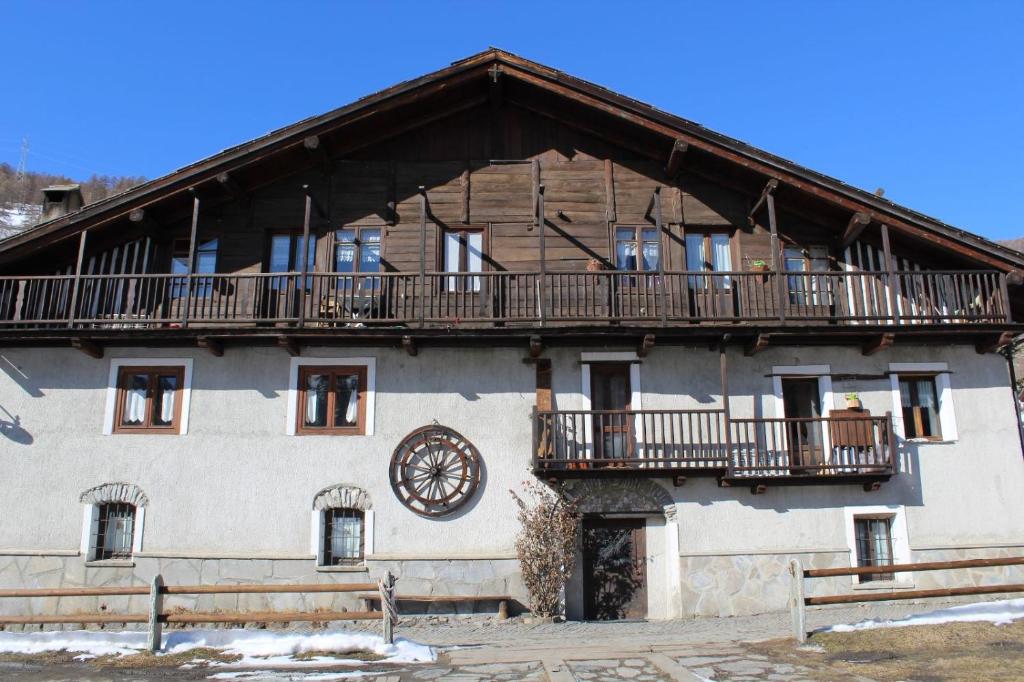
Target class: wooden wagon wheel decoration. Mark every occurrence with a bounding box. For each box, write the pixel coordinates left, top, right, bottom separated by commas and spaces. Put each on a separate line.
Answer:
389, 425, 481, 517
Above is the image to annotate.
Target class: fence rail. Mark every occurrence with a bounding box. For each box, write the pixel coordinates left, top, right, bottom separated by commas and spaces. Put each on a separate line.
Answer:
0, 573, 399, 652
788, 555, 1024, 642
0, 269, 1009, 329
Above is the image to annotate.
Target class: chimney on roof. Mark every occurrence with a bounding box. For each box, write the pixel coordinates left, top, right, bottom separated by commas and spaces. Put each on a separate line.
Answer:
40, 184, 84, 222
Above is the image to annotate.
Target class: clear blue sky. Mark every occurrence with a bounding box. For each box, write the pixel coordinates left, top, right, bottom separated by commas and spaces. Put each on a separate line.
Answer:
3, 1, 1022, 239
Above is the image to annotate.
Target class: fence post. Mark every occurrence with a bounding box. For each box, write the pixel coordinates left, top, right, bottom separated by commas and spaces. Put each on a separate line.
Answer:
147, 574, 164, 653
789, 559, 806, 644
378, 570, 397, 644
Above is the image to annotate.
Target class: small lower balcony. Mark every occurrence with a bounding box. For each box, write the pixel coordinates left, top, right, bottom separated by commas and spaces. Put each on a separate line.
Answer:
532, 409, 896, 489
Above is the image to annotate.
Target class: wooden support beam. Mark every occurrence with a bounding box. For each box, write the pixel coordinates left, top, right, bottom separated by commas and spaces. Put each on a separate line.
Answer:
638, 333, 655, 358
862, 332, 895, 356
665, 139, 689, 179
418, 187, 427, 326
71, 338, 102, 359
197, 336, 224, 357
488, 63, 504, 159
604, 159, 616, 222
277, 336, 300, 357
181, 191, 201, 328
744, 333, 771, 356
747, 178, 779, 226
976, 331, 1014, 354
386, 160, 397, 225
528, 335, 543, 358
66, 229, 88, 328
750, 484, 767, 495
302, 184, 328, 220
402, 335, 418, 357
840, 212, 871, 247
303, 135, 333, 175
216, 172, 250, 207
460, 166, 470, 224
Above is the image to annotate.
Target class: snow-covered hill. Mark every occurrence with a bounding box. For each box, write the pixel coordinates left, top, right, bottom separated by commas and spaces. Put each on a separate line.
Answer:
0, 202, 42, 239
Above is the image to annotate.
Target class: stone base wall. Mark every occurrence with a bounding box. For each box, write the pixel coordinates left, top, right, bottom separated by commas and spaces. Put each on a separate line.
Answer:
911, 546, 1024, 589
0, 554, 526, 629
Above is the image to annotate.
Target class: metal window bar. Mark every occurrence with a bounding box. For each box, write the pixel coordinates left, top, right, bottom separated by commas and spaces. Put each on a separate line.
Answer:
322, 508, 364, 565
92, 503, 135, 561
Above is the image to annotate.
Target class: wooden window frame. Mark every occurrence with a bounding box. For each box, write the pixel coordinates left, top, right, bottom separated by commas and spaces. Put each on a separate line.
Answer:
296, 365, 368, 435
265, 231, 317, 273
332, 226, 384, 274
853, 514, 895, 583
613, 225, 662, 273
898, 373, 943, 441
171, 238, 218, 298
113, 365, 185, 434
321, 508, 365, 566
439, 225, 488, 271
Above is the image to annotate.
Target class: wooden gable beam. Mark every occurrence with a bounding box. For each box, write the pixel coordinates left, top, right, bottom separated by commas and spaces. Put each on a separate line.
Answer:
665, 139, 689, 179
216, 172, 251, 208
744, 333, 771, 356
529, 335, 543, 359
862, 332, 895, 356
841, 212, 871, 247
197, 336, 224, 357
747, 179, 779, 226
638, 334, 656, 358
402, 335, 418, 357
277, 335, 301, 357
303, 135, 333, 176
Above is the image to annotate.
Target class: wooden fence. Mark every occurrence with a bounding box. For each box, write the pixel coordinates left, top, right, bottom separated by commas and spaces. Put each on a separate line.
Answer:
788, 556, 1024, 642
0, 572, 398, 653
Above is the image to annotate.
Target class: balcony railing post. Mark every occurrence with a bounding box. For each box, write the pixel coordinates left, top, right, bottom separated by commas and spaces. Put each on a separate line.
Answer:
299, 186, 313, 328
66, 230, 88, 328
181, 191, 200, 328
720, 339, 734, 475
654, 187, 667, 325
880, 224, 900, 324
885, 410, 896, 472
418, 187, 427, 327
765, 187, 786, 322
999, 272, 1012, 323
537, 185, 547, 327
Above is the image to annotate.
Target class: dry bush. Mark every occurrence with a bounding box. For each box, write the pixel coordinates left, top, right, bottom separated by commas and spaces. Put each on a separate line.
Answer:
510, 480, 582, 617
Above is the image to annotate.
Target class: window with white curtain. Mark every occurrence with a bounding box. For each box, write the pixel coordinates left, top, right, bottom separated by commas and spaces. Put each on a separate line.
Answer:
685, 232, 732, 288
334, 227, 382, 288
114, 366, 184, 433
442, 227, 484, 292
297, 365, 367, 435
320, 508, 364, 565
89, 503, 136, 561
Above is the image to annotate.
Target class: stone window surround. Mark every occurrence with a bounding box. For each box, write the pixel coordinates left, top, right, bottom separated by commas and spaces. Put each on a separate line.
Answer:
842, 503, 912, 587
103, 358, 194, 435
309, 484, 374, 569
79, 483, 148, 564
286, 357, 376, 436
888, 362, 958, 443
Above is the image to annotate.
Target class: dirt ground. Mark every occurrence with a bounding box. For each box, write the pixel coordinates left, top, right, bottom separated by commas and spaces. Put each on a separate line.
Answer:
752, 620, 1024, 681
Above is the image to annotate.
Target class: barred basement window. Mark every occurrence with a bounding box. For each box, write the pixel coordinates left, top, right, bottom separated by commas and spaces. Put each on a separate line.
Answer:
854, 515, 895, 583
90, 502, 136, 561
321, 508, 364, 565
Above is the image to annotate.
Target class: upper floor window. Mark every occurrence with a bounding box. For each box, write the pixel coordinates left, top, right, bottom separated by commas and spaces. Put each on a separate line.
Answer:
268, 232, 315, 290
784, 245, 829, 305
614, 227, 660, 272
114, 365, 185, 434
334, 227, 382, 275
89, 502, 136, 561
320, 508, 365, 565
685, 232, 732, 288
171, 238, 217, 297
442, 226, 484, 292
297, 365, 368, 435
899, 374, 941, 440
854, 515, 894, 583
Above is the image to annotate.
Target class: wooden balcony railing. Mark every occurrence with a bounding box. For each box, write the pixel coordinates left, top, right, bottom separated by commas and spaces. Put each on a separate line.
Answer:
0, 269, 1009, 329
533, 409, 896, 482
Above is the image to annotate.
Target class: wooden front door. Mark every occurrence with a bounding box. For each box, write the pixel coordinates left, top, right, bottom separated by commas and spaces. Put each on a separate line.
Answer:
781, 377, 824, 470
590, 363, 632, 460
582, 518, 648, 620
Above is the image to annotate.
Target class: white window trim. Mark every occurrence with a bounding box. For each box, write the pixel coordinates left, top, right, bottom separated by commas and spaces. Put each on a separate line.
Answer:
843, 504, 911, 586
287, 357, 376, 436
888, 362, 957, 442
580, 352, 642, 460
80, 503, 145, 561
770, 365, 834, 419
103, 358, 194, 435
311, 509, 374, 566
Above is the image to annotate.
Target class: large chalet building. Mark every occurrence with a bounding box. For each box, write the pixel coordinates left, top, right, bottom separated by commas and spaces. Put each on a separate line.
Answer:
1, 50, 1022, 622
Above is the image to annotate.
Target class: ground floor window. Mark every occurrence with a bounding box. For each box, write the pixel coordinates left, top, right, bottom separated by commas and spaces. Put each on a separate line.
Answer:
854, 515, 895, 583
89, 502, 136, 561
320, 508, 364, 565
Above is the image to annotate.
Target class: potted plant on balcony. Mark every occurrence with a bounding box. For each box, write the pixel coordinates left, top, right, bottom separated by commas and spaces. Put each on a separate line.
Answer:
749, 259, 770, 273
845, 392, 863, 410
586, 258, 606, 272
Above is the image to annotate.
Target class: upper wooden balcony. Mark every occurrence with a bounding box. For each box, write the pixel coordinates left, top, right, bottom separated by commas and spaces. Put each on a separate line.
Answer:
0, 268, 1010, 333
532, 409, 897, 489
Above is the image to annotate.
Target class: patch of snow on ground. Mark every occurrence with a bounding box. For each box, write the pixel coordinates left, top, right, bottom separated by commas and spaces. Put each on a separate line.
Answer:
821, 598, 1024, 633
0, 628, 434, 667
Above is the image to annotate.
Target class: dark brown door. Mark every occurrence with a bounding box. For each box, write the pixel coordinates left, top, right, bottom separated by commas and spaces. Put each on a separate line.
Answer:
591, 363, 632, 460
781, 377, 823, 470
583, 518, 647, 620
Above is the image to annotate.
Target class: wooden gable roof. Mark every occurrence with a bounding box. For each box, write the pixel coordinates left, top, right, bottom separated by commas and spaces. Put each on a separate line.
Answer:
2, 48, 1021, 273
